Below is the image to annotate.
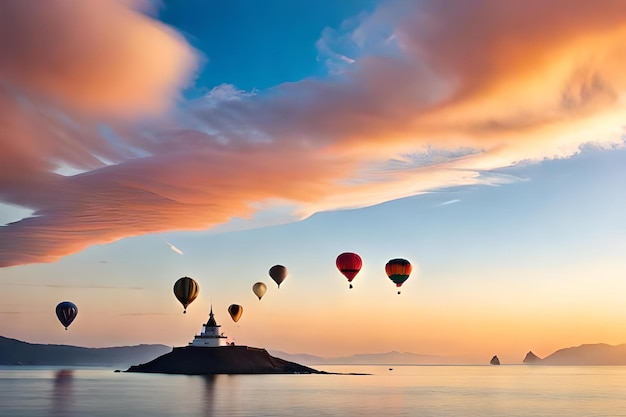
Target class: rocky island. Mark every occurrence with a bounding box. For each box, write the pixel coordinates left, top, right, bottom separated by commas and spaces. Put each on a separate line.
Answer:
126, 306, 325, 375
523, 351, 542, 364
126, 345, 324, 374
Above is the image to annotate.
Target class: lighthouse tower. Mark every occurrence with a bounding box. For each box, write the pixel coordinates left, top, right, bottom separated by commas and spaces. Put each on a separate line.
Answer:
189, 306, 229, 347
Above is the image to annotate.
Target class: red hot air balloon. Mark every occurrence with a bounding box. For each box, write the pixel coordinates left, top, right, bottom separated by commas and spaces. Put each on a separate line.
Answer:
55, 301, 78, 330
336, 252, 362, 289
385, 258, 412, 294
269, 265, 288, 288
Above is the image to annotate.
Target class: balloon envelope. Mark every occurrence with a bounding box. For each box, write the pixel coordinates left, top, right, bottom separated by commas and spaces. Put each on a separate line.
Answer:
385, 258, 412, 293
173, 277, 199, 313
55, 301, 78, 330
252, 282, 267, 300
228, 304, 243, 322
269, 265, 288, 288
336, 252, 362, 288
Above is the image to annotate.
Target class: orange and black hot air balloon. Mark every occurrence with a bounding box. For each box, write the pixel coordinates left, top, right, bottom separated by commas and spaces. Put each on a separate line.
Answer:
228, 304, 243, 323
173, 277, 199, 314
385, 258, 412, 294
336, 252, 362, 289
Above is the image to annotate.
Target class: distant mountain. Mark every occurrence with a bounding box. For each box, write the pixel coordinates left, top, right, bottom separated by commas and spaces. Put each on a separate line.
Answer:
269, 351, 326, 365
269, 350, 456, 365
537, 343, 626, 365
0, 335, 171, 366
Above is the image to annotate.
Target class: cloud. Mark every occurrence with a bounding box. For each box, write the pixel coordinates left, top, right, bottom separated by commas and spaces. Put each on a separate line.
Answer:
0, 0, 198, 117
436, 199, 461, 207
4, 283, 143, 290
162, 238, 184, 255
119, 313, 170, 316
1, 0, 626, 267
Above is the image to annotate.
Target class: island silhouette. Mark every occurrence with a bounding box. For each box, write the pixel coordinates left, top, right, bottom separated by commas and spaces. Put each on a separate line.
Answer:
126, 345, 325, 375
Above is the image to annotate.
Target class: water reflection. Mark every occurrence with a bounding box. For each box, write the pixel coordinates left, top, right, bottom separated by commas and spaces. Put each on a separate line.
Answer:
2, 366, 623, 417
201, 375, 217, 417
50, 369, 73, 417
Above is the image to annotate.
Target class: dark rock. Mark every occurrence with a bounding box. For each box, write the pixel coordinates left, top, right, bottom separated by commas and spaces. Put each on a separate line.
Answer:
126, 345, 326, 375
523, 351, 542, 364
490, 355, 500, 365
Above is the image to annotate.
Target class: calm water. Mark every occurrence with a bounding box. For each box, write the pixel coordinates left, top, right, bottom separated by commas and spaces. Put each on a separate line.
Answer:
2, 365, 626, 417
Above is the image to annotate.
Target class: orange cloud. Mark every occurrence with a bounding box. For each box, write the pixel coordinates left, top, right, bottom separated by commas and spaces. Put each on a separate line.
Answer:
0, 0, 197, 117
2, 0, 626, 267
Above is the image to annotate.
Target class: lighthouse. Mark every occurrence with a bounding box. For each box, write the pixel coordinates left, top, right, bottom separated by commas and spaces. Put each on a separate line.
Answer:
189, 306, 229, 347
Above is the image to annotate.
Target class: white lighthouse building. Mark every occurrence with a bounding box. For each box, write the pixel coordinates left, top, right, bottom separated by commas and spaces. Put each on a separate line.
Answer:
189, 306, 229, 347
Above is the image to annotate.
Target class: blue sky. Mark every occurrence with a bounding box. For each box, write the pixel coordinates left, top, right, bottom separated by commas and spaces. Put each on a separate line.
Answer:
159, 0, 378, 93
1, 0, 626, 363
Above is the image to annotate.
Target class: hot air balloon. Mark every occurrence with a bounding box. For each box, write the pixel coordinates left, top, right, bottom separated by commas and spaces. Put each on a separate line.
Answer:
55, 301, 78, 330
385, 258, 412, 294
228, 304, 243, 323
173, 277, 199, 314
336, 252, 362, 289
252, 282, 267, 300
269, 265, 288, 288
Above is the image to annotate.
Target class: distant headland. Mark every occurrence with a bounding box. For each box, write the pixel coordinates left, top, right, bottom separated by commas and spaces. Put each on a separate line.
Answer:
523, 343, 626, 365
0, 335, 170, 366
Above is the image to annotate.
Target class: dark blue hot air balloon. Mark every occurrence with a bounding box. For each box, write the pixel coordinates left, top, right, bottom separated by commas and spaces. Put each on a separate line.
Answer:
55, 301, 78, 330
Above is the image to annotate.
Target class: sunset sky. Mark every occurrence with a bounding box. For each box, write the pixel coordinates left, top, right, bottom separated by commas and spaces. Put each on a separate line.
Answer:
1, 0, 626, 364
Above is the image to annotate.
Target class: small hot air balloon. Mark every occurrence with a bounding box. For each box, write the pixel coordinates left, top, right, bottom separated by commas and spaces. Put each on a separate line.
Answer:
173, 276, 199, 314
336, 252, 362, 289
228, 304, 243, 323
252, 282, 267, 300
385, 258, 412, 294
55, 301, 78, 330
269, 265, 288, 288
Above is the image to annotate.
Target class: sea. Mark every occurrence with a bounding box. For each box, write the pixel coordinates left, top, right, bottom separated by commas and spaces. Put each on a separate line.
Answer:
2, 365, 626, 417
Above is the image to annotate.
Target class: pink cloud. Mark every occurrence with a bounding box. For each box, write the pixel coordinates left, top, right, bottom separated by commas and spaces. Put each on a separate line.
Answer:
2, 0, 626, 267
0, 0, 198, 117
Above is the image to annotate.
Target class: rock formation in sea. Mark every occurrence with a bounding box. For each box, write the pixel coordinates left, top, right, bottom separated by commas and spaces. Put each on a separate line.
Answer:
126, 345, 326, 375
490, 355, 500, 365
522, 351, 542, 364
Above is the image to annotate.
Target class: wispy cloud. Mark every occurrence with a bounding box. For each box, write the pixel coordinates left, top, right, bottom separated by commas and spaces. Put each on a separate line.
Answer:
162, 237, 184, 255
1, 0, 626, 267
4, 283, 143, 290
436, 199, 461, 207
119, 313, 170, 317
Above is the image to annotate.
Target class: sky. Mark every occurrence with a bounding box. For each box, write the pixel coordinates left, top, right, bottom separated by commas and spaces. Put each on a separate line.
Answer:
1, 0, 626, 364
